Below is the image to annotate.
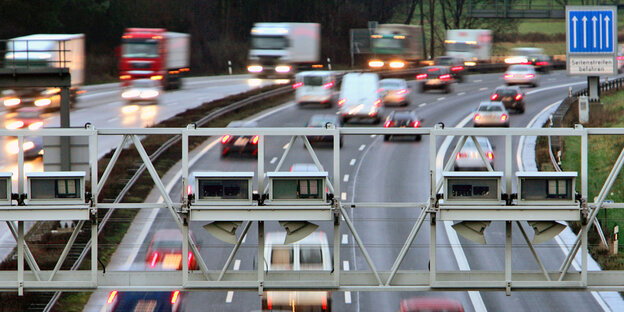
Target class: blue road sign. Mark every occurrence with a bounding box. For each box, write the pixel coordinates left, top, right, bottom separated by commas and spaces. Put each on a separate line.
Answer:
568, 9, 615, 53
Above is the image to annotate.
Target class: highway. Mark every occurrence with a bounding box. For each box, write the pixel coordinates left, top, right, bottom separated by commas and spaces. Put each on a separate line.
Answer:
82, 70, 623, 311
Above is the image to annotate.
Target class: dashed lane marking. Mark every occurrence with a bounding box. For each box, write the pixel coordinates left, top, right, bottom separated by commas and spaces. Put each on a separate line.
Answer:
342, 234, 348, 244
437, 97, 445, 101
270, 157, 277, 164
341, 192, 347, 201
370, 134, 376, 138
474, 79, 482, 83
358, 144, 366, 151
479, 87, 488, 91
343, 174, 349, 182
226, 291, 234, 303
350, 159, 356, 166
233, 259, 241, 271
282, 143, 289, 149
457, 92, 466, 96
343, 261, 352, 303
418, 103, 427, 107
343, 261, 350, 271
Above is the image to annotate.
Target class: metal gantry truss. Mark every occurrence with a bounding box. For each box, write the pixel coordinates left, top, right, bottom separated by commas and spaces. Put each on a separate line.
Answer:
1, 125, 624, 293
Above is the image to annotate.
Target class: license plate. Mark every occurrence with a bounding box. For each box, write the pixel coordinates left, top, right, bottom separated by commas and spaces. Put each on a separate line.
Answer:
503, 97, 512, 101
234, 137, 249, 146
163, 254, 182, 269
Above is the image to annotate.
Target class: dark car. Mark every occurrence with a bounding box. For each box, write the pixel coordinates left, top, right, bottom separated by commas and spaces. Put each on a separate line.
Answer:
305, 114, 343, 147
434, 56, 466, 82
146, 229, 198, 270
106, 290, 182, 312
490, 86, 525, 113
220, 120, 259, 157
383, 110, 422, 141
416, 66, 453, 93
526, 54, 551, 73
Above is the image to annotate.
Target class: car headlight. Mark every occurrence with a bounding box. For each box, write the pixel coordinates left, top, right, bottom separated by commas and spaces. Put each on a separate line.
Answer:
4, 98, 21, 107
6, 120, 24, 130
34, 98, 52, 107
275, 65, 291, 73
140, 90, 159, 99
122, 90, 140, 99
247, 65, 263, 73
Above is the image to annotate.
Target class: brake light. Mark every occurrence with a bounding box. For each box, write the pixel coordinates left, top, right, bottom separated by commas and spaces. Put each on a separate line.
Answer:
524, 74, 535, 78
536, 61, 548, 66
520, 61, 532, 65
503, 74, 512, 79
416, 73, 427, 80
187, 185, 192, 196
292, 82, 303, 89
451, 66, 464, 71
428, 67, 439, 72
618, 56, 624, 60
456, 152, 467, 159
322, 294, 328, 310
500, 114, 508, 121
373, 99, 381, 107
412, 120, 420, 128
119, 75, 131, 80
267, 293, 272, 310
150, 75, 163, 80
396, 89, 407, 95
188, 252, 193, 267
323, 81, 334, 89
107, 291, 118, 304
338, 99, 346, 106
384, 120, 392, 128
440, 74, 451, 80
171, 290, 180, 304
474, 114, 481, 121
515, 94, 522, 100
221, 135, 231, 144
251, 135, 259, 144
150, 252, 159, 267
490, 94, 499, 101
487, 151, 494, 160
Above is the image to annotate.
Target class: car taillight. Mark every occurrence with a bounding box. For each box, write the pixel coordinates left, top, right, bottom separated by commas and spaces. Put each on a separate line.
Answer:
384, 120, 392, 128
171, 290, 180, 304
536, 61, 548, 66
396, 89, 407, 95
323, 81, 334, 89
416, 73, 428, 79
503, 74, 512, 79
187, 185, 192, 196
107, 290, 118, 304
487, 151, 494, 160
322, 294, 328, 310
373, 99, 381, 107
490, 94, 499, 101
412, 120, 420, 128
524, 74, 535, 78
292, 82, 303, 89
618, 56, 624, 60
251, 135, 259, 144
456, 152, 467, 159
500, 114, 508, 121
515, 94, 522, 100
188, 252, 193, 267
451, 66, 464, 71
150, 252, 159, 267
440, 74, 451, 80
267, 293, 272, 310
338, 99, 346, 106
221, 135, 231, 144
474, 114, 481, 121
428, 67, 439, 72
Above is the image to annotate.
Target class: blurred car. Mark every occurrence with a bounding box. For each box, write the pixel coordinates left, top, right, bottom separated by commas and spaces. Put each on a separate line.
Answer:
454, 136, 494, 171
383, 110, 422, 141
263, 231, 332, 311
490, 86, 525, 113
503, 65, 538, 87
294, 71, 338, 108
618, 54, 624, 73
434, 56, 466, 82
305, 114, 343, 147
416, 66, 453, 93
106, 290, 182, 312
290, 163, 322, 172
473, 101, 510, 127
146, 229, 197, 270
220, 120, 259, 157
7, 136, 43, 159
121, 79, 162, 104
4, 107, 45, 130
400, 297, 465, 312
338, 72, 384, 124
504, 47, 550, 73
380, 78, 411, 106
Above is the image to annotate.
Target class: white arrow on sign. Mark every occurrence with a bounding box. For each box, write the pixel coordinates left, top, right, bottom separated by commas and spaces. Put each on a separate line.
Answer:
572, 16, 578, 48
582, 16, 587, 48
592, 16, 597, 48
605, 15, 611, 48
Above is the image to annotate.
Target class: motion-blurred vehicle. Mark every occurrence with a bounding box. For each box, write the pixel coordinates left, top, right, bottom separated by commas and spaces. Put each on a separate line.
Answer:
416, 66, 453, 93
503, 65, 538, 87
247, 23, 320, 78
305, 114, 343, 147
380, 78, 411, 106
473, 101, 509, 127
290, 163, 322, 172
490, 86, 525, 113
106, 290, 182, 312
262, 231, 332, 311
294, 71, 337, 108
505, 47, 550, 73
434, 56, 466, 82
119, 28, 190, 89
444, 29, 492, 66
338, 73, 384, 124
4, 107, 44, 130
383, 110, 422, 141
146, 229, 197, 270
400, 297, 465, 312
121, 79, 162, 104
220, 120, 259, 157
454, 136, 494, 171
7, 136, 43, 159
368, 24, 423, 69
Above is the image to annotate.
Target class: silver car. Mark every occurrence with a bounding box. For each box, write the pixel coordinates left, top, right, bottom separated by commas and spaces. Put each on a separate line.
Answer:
503, 65, 538, 87
380, 78, 411, 106
454, 136, 495, 171
473, 101, 510, 127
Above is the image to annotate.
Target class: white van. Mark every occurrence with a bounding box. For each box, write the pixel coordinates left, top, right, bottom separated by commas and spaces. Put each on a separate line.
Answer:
294, 71, 338, 108
338, 73, 384, 124
262, 231, 332, 311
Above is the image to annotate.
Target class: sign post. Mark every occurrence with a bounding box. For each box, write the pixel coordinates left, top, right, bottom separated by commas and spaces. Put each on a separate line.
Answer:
566, 6, 617, 102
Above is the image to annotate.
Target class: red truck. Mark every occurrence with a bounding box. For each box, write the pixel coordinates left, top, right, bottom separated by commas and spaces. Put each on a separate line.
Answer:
119, 28, 190, 90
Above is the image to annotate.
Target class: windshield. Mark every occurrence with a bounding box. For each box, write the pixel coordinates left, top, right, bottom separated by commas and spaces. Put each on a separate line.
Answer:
434, 57, 456, 65
309, 116, 337, 127
122, 39, 159, 58
251, 35, 288, 50
302, 76, 324, 86
479, 105, 503, 112
380, 80, 403, 89
497, 89, 518, 96
372, 37, 404, 49
509, 65, 530, 71
446, 42, 475, 53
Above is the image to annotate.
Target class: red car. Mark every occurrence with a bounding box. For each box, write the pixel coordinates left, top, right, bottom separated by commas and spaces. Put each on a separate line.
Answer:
400, 297, 465, 312
146, 229, 198, 270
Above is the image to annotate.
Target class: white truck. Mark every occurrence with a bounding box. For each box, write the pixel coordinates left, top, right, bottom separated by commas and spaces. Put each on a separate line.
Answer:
2, 34, 85, 111
247, 23, 320, 78
444, 29, 492, 65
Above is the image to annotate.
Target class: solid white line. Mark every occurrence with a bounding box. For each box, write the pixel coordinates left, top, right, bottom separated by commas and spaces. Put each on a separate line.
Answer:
457, 92, 466, 96
358, 144, 366, 151
107, 117, 119, 122
342, 234, 348, 244
233, 259, 241, 271
418, 103, 427, 107
437, 97, 446, 101
270, 157, 278, 164
343, 174, 349, 182
370, 134, 376, 138
341, 192, 347, 200
350, 159, 356, 166
226, 291, 234, 303
515, 101, 560, 171
242, 233, 247, 243
282, 143, 289, 149
343, 260, 350, 271
479, 87, 488, 91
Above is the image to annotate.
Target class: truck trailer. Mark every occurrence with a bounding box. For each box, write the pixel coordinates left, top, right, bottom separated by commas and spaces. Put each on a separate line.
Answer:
2, 34, 85, 111
444, 29, 492, 66
368, 24, 423, 70
119, 28, 190, 90
247, 23, 321, 78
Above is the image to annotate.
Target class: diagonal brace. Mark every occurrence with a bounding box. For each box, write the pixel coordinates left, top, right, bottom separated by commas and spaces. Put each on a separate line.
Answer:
339, 205, 383, 285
